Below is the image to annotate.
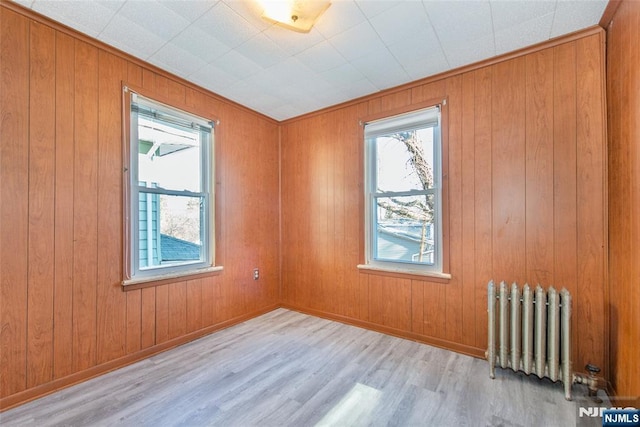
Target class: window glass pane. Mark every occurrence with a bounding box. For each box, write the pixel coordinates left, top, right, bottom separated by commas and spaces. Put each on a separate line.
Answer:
138, 192, 204, 269
137, 116, 204, 192
375, 127, 434, 193
374, 194, 435, 265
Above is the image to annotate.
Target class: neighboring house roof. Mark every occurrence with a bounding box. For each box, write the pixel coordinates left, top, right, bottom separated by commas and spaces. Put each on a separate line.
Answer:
160, 234, 200, 261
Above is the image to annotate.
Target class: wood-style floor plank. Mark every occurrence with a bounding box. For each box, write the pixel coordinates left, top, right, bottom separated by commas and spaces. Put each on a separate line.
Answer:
0, 309, 607, 427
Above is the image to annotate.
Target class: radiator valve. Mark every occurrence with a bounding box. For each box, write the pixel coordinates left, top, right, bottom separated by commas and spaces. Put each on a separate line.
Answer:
573, 364, 603, 403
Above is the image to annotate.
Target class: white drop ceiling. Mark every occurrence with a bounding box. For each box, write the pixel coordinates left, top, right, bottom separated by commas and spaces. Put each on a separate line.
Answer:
14, 0, 608, 121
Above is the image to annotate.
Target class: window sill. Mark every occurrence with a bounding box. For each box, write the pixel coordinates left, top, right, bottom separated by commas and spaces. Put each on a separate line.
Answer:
122, 266, 224, 291
357, 264, 451, 283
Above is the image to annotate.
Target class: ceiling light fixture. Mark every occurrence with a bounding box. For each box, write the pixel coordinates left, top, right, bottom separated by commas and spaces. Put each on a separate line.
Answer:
257, 0, 331, 33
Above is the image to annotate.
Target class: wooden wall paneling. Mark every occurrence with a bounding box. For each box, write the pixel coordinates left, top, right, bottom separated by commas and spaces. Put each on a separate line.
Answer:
345, 103, 369, 320
552, 42, 579, 367
575, 34, 607, 376
284, 120, 313, 309
491, 58, 527, 284
186, 278, 203, 333
410, 80, 447, 105
96, 50, 127, 364
368, 89, 412, 115
311, 114, 331, 312
155, 284, 170, 344
473, 67, 493, 350
444, 75, 463, 343
358, 273, 370, 322
606, 0, 640, 398
0, 8, 30, 398
368, 275, 411, 331
140, 287, 156, 348
410, 280, 424, 335
525, 50, 555, 287
419, 280, 447, 339
26, 20, 56, 389
201, 276, 215, 328
257, 119, 281, 308
168, 281, 187, 340
72, 39, 99, 372
334, 121, 353, 319
52, 31, 75, 380
460, 72, 477, 347
126, 289, 141, 354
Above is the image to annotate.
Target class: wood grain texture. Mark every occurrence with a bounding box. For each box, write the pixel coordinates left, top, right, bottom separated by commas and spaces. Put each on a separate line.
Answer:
27, 20, 56, 389
0, 5, 280, 408
606, 0, 640, 399
0, 2, 612, 408
576, 33, 607, 379
525, 49, 554, 286
280, 31, 608, 380
1, 7, 30, 398
96, 50, 127, 364
1, 309, 596, 427
53, 31, 75, 381
72, 39, 99, 373
552, 41, 579, 374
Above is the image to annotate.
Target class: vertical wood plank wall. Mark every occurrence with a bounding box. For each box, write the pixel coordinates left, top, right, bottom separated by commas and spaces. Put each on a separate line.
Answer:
0, 6, 279, 407
606, 0, 640, 400
281, 31, 608, 376
0, 2, 618, 409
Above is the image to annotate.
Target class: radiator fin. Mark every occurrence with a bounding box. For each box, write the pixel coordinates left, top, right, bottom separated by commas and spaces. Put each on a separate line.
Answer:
486, 280, 573, 400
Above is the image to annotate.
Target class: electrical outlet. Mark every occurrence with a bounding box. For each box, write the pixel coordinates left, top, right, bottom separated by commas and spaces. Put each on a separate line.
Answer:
253, 268, 259, 280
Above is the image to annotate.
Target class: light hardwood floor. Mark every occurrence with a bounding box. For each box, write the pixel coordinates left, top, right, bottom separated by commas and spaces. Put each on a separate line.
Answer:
1, 309, 607, 426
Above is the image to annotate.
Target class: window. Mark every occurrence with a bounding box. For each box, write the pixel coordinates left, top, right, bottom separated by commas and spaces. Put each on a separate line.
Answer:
125, 91, 215, 283
363, 105, 444, 274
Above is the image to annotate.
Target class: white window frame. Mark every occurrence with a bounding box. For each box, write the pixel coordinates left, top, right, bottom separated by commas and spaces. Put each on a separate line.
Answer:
123, 89, 218, 285
362, 105, 446, 276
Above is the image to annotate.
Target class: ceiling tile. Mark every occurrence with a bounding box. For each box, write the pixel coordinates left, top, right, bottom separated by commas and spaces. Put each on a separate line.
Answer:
329, 21, 386, 61
314, 0, 367, 39
550, 0, 608, 38
424, 0, 493, 44
117, 1, 192, 41
190, 63, 240, 94
215, 49, 263, 79
161, 0, 218, 22
320, 62, 367, 86
350, 49, 410, 90
262, 26, 326, 56
223, 0, 273, 32
295, 40, 347, 73
387, 26, 450, 79
441, 33, 496, 68
25, 0, 606, 120
235, 33, 290, 68
494, 12, 555, 55
100, 14, 166, 59
32, 1, 119, 38
195, 2, 261, 48
171, 25, 232, 64
355, 0, 403, 19
369, 1, 431, 47
148, 42, 208, 77
490, 0, 557, 32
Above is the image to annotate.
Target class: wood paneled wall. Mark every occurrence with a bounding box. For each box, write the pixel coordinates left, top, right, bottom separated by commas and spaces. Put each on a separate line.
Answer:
281, 30, 608, 377
606, 0, 640, 400
0, 5, 279, 408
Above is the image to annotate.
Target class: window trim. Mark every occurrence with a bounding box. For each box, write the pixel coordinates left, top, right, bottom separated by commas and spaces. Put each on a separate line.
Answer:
359, 98, 450, 279
122, 84, 220, 287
